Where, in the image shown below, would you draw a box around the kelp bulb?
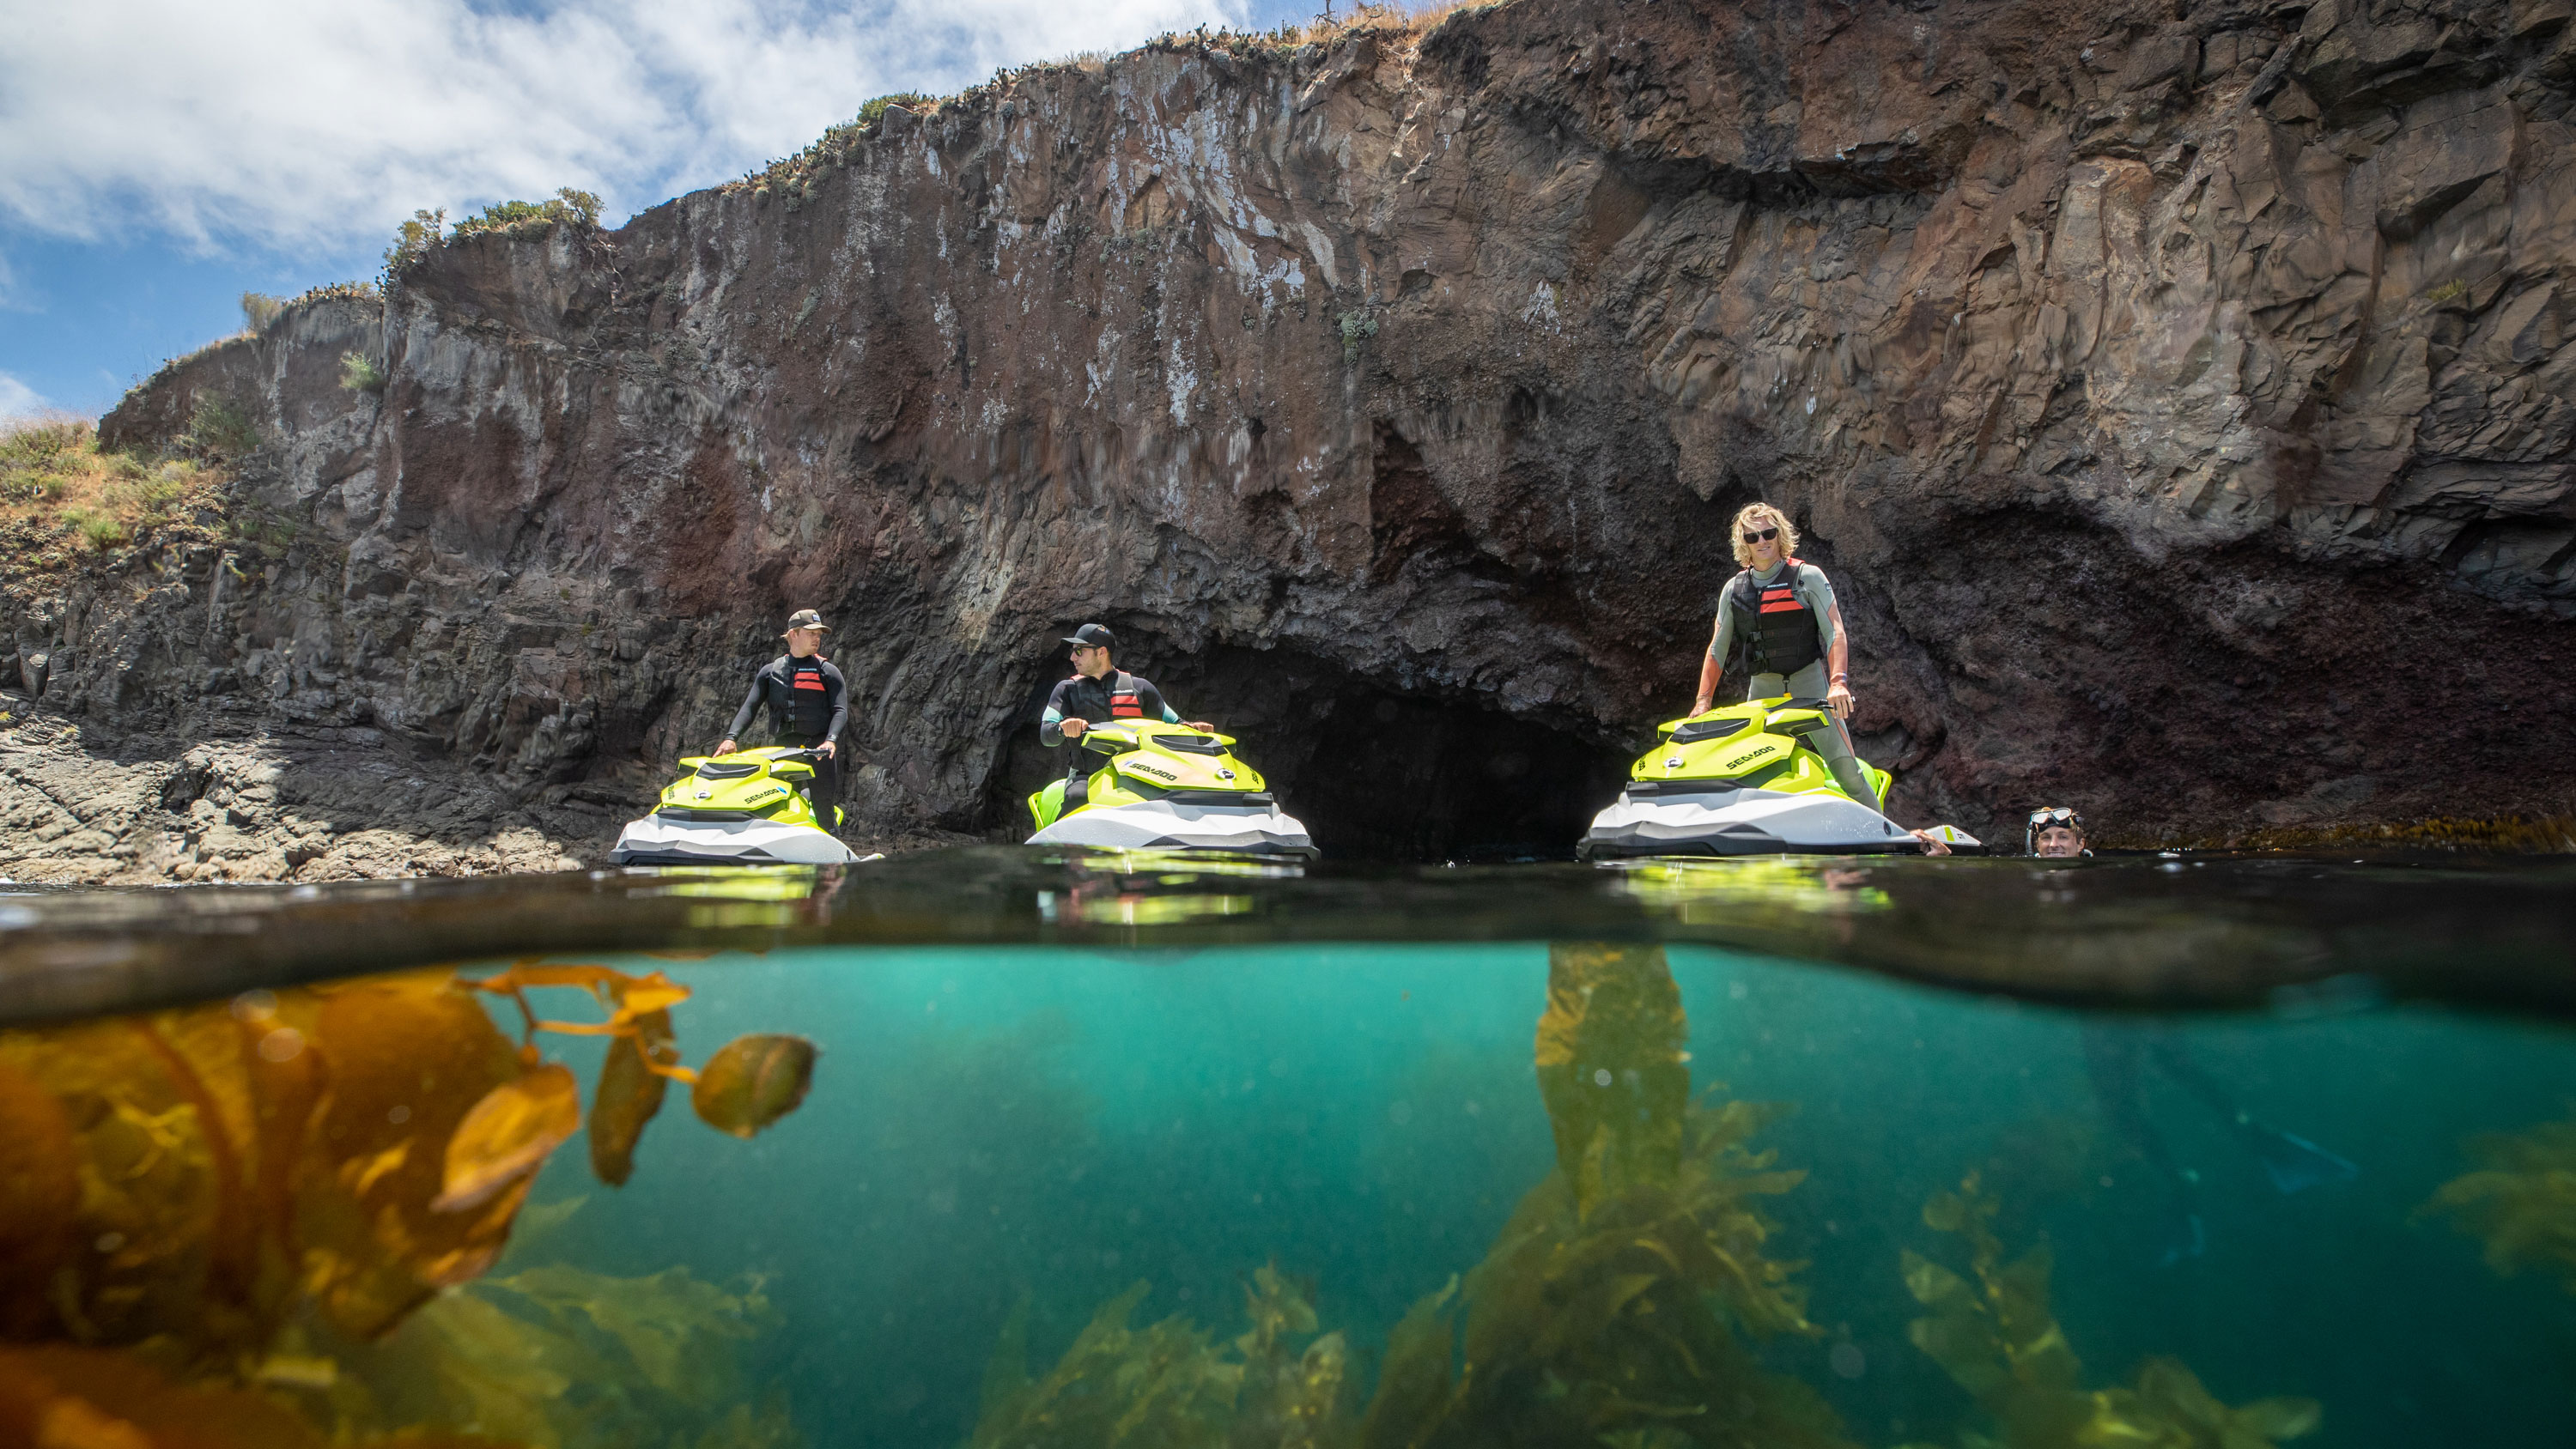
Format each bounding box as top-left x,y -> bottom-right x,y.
690,1034 -> 819,1139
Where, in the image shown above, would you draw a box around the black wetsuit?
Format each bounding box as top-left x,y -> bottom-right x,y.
1042,670 -> 1180,807
726,653 -> 848,827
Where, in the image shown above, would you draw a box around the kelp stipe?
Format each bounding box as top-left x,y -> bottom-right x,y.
1358,943 -> 1850,1449
2420,1111 -> 2576,1294
1898,1172 -> 2322,1449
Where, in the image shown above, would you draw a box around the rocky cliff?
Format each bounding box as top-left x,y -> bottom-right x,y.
9,0 -> 2576,876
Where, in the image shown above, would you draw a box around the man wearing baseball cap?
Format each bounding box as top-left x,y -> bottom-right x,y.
1041,623 -> 1210,809
717,609 -> 848,830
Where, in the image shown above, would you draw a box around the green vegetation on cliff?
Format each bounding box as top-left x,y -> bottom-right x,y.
0,414 -> 230,566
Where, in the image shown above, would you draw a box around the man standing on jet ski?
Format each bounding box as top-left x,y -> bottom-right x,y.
1689,504 -> 1879,806
717,609 -> 848,830
1042,624 -> 1211,809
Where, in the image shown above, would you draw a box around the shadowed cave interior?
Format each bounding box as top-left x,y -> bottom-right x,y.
987,642 -> 1636,861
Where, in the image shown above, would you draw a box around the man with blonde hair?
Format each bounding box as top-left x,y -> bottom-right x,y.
1689,503 -> 1876,803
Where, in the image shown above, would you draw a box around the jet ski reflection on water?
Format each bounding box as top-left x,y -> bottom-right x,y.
1026,720 -> 1316,857
611,747 -> 863,866
1578,696 -> 1981,859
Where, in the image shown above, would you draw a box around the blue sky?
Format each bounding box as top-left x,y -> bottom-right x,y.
1,0 -> 1333,421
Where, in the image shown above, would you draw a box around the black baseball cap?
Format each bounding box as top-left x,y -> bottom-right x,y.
1062,623 -> 1116,650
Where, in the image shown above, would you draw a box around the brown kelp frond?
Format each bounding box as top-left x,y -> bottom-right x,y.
2420,1111 -> 2576,1292
1904,1171 -> 2320,1448
691,1033 -> 821,1138
0,961 -> 822,1441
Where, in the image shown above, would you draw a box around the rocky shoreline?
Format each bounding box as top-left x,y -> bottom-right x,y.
0,692 -> 969,884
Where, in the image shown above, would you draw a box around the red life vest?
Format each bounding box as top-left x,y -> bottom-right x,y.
1724,559 -> 1825,677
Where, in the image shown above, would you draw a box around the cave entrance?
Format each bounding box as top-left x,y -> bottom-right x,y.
987,642 -> 1634,862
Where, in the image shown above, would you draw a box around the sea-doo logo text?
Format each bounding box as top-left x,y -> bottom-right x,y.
1721,744 -> 1779,770
1127,762 -> 1179,781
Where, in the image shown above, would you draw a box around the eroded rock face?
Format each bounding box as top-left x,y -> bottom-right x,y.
24,0 -> 2576,860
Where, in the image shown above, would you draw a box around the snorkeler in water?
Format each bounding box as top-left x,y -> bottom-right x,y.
2057,809 -> 2357,1263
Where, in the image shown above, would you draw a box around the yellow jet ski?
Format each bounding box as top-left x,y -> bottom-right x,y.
1026,720 -> 1315,857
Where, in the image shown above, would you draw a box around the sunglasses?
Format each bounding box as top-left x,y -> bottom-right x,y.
1741,526 -> 1779,544
1069,645 -> 1101,655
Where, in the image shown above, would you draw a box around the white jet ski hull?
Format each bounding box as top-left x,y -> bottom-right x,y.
1027,798 -> 1318,857
1577,785 -> 1922,859
610,813 -> 861,866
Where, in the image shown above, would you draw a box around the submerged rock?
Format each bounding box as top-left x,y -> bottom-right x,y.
9,0 -> 2573,865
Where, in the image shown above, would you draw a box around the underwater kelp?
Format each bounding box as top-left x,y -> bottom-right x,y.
966,1264 -> 1350,1449
1899,1172 -> 2320,1449
0,961 -> 820,1446
0,1342 -> 519,1449
2421,1110 -> 2576,1294
321,1262 -> 803,1449
0,973 -> 531,1357
974,943 -> 1848,1449
1352,943 -> 1847,1449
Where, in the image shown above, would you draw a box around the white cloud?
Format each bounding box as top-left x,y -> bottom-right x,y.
0,0 -> 1243,252
0,373 -> 52,421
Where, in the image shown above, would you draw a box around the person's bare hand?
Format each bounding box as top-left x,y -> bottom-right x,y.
1826,680 -> 1855,718
716,738 -> 738,755
1909,828 -> 1952,857
1060,717 -> 1088,738
1690,697 -> 1713,716
817,741 -> 835,757
1183,720 -> 1213,732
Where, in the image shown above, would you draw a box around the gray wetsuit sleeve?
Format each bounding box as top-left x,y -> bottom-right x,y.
1800,566 -> 1841,658
1040,678 -> 1072,748
1708,577 -> 1739,663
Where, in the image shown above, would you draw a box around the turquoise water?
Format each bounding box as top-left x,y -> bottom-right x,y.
483,939 -> 2570,1447
3,852 -> 2573,1446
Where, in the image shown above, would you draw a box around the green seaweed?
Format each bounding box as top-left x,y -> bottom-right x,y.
964,1264 -> 1350,1449
1361,1094 -> 1846,1449
981,943 -> 1848,1449
2421,1109 -> 2576,1294
1899,1172 -> 2320,1449
343,1262 -> 799,1447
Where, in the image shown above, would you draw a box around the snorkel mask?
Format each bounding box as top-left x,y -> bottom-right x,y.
2026,806 -> 2087,857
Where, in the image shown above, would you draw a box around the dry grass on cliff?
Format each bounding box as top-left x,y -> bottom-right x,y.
0,413 -> 229,568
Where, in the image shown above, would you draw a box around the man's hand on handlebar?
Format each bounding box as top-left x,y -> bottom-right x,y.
816,741 -> 835,757
1183,720 -> 1212,732
716,738 -> 738,755
1060,718 -> 1088,738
